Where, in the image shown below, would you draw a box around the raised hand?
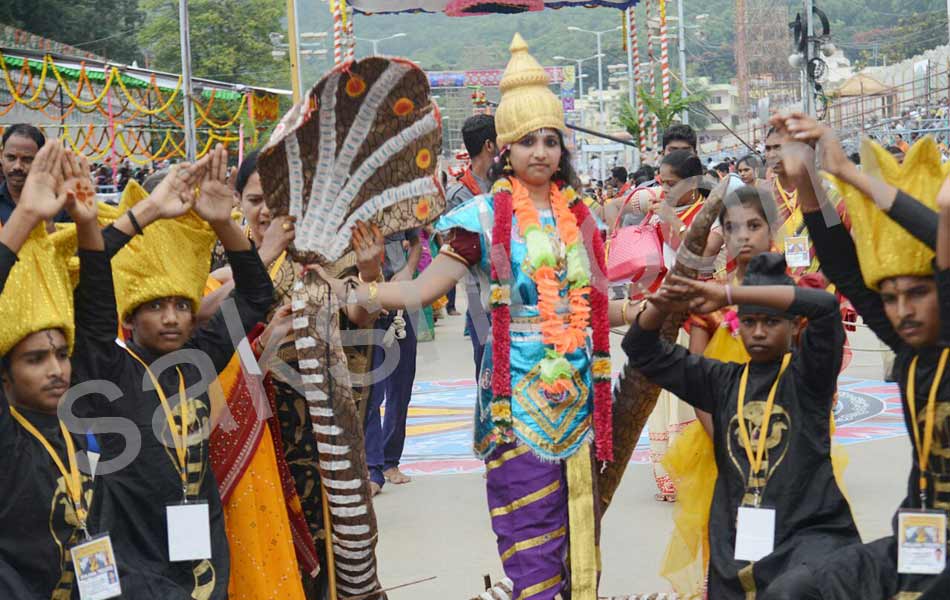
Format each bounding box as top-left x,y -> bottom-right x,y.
352,220 -> 384,281
18,139 -> 68,221
194,144 -> 234,225
259,215 -> 296,266
144,162 -> 204,220
783,112 -> 853,179
61,149 -> 98,224
664,273 -> 728,314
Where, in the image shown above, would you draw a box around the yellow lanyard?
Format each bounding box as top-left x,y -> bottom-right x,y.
774,178 -> 798,219
736,353 -> 792,505
125,348 -> 191,501
906,349 -> 950,508
9,406 -> 89,536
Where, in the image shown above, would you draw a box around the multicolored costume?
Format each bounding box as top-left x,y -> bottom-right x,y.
437,34 -> 611,599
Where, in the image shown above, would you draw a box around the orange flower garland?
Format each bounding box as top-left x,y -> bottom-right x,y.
510,179 -> 591,357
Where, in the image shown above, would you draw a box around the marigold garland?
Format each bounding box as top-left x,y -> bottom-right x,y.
570,193 -> 613,462
489,176 -> 613,462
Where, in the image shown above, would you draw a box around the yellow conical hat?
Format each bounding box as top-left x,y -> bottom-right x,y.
494,33 -> 565,146
0,224 -> 78,357
112,180 -> 217,322
828,136 -> 947,290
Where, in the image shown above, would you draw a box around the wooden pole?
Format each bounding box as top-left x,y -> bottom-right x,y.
321,486 -> 339,600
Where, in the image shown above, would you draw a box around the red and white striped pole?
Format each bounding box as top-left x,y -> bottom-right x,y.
659,0 -> 671,105
629,7 -> 646,155
341,0 -> 356,62
331,0 -> 344,66
647,0 -> 659,152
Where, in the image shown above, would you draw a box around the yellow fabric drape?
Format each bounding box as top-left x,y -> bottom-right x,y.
209,269 -> 306,600
223,421 -> 307,600
566,445 -> 598,598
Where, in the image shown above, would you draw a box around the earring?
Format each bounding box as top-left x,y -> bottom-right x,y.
503,156 -> 513,174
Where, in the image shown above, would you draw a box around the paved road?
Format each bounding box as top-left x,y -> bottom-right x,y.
370,296 -> 910,599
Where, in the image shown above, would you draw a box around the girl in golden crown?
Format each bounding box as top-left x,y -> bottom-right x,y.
321,33 -> 637,598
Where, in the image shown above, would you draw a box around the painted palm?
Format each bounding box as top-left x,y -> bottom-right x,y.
259,56 -> 445,599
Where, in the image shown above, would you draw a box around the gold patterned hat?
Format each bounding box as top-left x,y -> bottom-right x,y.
828,136 -> 946,290
494,33 -> 565,146
112,180 -> 217,322
0,225 -> 77,357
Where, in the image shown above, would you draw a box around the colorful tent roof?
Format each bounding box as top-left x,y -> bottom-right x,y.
349,0 -> 638,15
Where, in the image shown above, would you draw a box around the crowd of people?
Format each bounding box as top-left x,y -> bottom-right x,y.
3,30 -> 950,600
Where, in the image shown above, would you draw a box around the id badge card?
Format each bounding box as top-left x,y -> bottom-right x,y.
735,506 -> 776,562
167,502 -> 212,562
784,235 -> 810,268
898,509 -> 947,575
71,534 -> 122,600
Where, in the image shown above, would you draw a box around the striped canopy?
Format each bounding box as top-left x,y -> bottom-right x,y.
349,0 -> 638,15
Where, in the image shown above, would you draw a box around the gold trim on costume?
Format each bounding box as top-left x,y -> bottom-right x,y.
489,481 -> 562,517
738,563 -> 757,599
486,444 -> 531,471
499,526 -> 567,562
566,446 -> 598,598
438,247 -> 470,267
513,362 -> 590,444
516,574 -> 562,600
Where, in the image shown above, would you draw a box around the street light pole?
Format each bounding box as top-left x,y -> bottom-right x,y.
677,0 -> 688,124
286,0 -> 304,103
804,0 -> 814,116
356,33 -> 407,57
178,0 -> 197,161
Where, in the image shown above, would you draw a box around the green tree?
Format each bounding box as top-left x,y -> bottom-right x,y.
624,86 -> 707,140
137,0 -> 288,87
1,0 -> 143,62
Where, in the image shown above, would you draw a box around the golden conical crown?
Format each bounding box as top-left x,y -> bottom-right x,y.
495,33 -> 565,146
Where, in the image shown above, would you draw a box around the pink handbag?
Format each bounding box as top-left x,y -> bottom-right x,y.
606,187 -> 667,290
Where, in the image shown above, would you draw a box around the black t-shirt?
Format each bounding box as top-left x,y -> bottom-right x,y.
69,227 -> 274,599
0,403 -> 94,600
623,287 -> 860,598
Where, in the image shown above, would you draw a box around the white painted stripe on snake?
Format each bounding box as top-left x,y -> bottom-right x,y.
330,505 -> 368,518
333,535 -> 373,549
284,134 -> 304,221
305,389 -> 328,402
319,459 -> 352,471
336,581 -> 379,595
317,442 -> 350,455
291,299 -> 306,311
335,557 -> 374,573
333,523 -> 371,536
332,545 -> 373,560
302,374 -> 324,384
336,566 -> 377,585
309,406 -> 334,418
298,359 -> 321,369
313,424 -> 342,435
326,493 -> 362,505
295,336 -> 316,349
322,478 -> 362,490
331,174 -> 440,259
300,71 -> 341,248
292,317 -> 310,331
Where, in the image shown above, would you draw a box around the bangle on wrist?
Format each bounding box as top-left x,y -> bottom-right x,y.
367,281 -> 380,304
621,299 -> 632,326
725,284 -> 734,306
127,209 -> 144,235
